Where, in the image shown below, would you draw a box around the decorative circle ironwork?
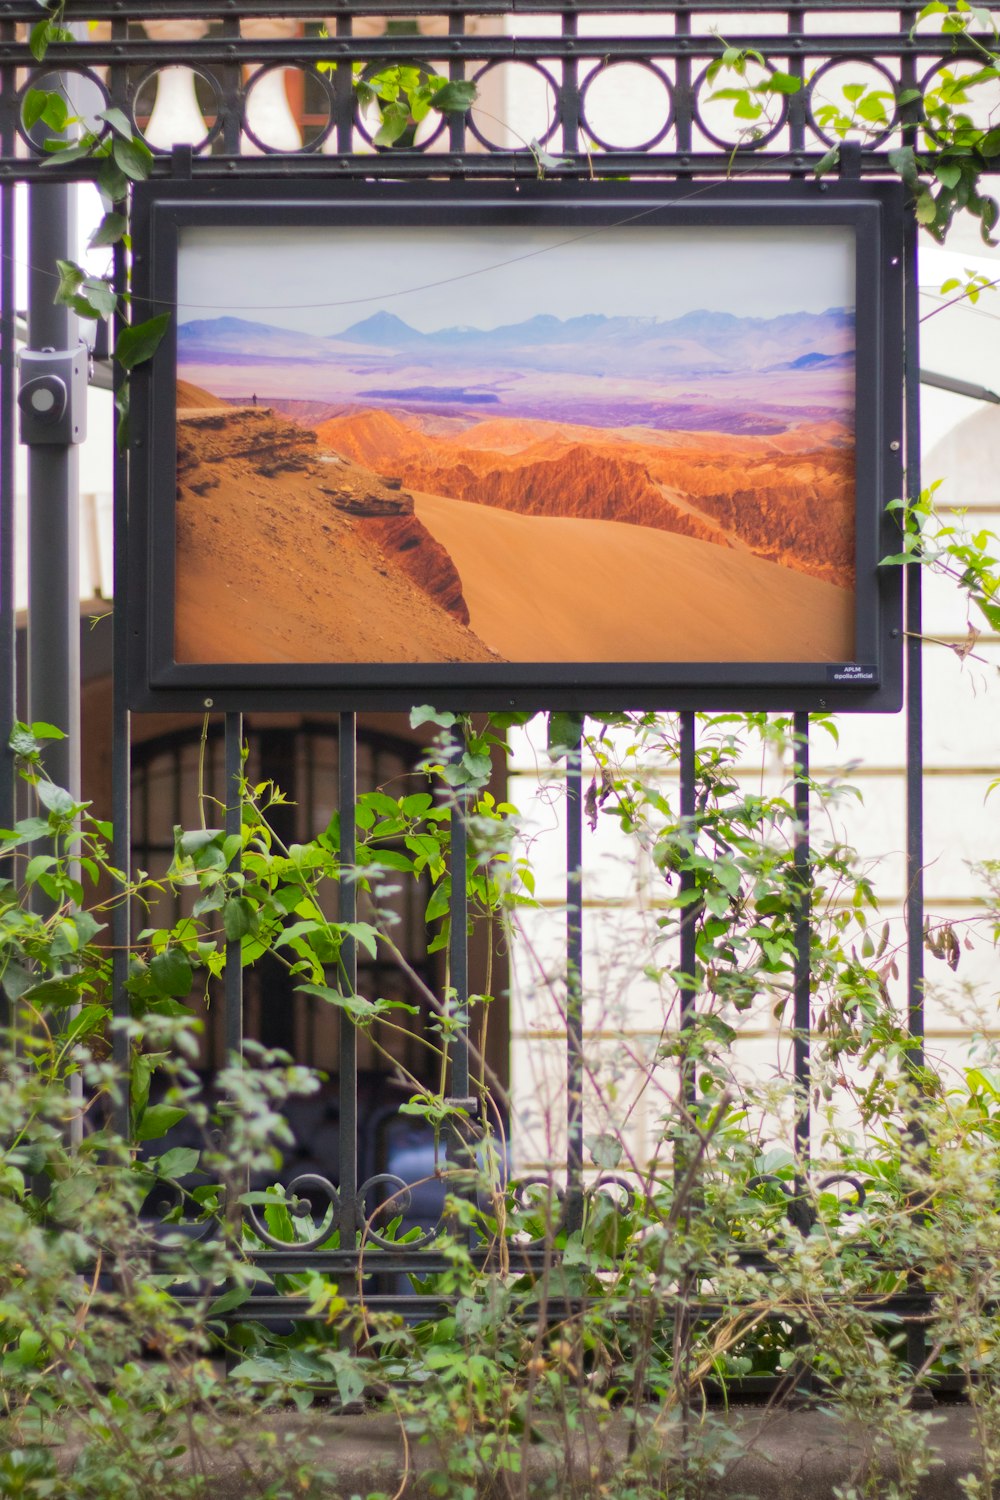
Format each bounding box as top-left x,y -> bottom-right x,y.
579,60 -> 675,153
132,66 -> 224,155
805,56 -> 900,150
17,68 -> 110,156
352,59 -> 448,152
242,63 -> 332,153
143,1180 -> 221,1246
816,1172 -> 867,1210
465,59 -> 560,152
357,1171 -> 442,1250
918,57 -> 1000,148
691,59 -> 790,152
243,1172 -> 341,1251
509,1174 -> 565,1210
587,1173 -> 642,1210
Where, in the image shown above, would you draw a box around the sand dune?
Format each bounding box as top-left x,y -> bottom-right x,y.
413,491 -> 854,663
320,407 -> 856,590
173,397 -> 500,666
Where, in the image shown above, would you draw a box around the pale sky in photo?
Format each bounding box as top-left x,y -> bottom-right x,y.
177,223 -> 855,334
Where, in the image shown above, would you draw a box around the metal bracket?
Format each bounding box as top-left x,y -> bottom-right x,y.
17,345 -> 88,446
838,139 -> 863,181
170,143 -> 194,179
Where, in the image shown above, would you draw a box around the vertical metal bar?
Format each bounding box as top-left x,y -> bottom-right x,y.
334,12 -> 355,155
678,711 -> 696,1104
898,16 -> 927,1378
0,176 -> 14,835
447,12 -> 467,157
224,713 -> 243,1063
903,171 -> 924,1077
565,721 -> 584,1230
107,3 -> 130,1118
448,744 -> 470,1106
110,224 -> 131,1136
220,14 -> 244,157
558,9 -> 579,157
26,180 -> 79,801
792,711 -> 811,1163
338,711 -> 358,1251
786,4 -> 806,155
673,5 -> 692,159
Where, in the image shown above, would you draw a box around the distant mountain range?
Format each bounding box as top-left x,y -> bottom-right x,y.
338,306 -> 853,352
178,306 -> 854,379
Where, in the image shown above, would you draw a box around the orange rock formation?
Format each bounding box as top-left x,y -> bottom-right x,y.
315,409 -> 856,590
173,387 -> 495,664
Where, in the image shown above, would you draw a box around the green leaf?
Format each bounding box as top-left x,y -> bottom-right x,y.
115,312 -> 170,373
1,959 -> 33,1004
178,827 -> 224,856
915,192 -> 938,225
96,106 -> 133,140
80,278 -> 117,319
97,155 -> 131,205
157,1146 -> 200,1179
410,706 -> 457,730
342,921 -> 380,959
8,724 -> 40,757
135,1103 -> 187,1142
431,80 -> 478,112
547,712 -> 583,760
31,721 -> 66,741
62,1003 -> 109,1047
21,87 -> 48,130
935,161 -> 963,189
29,18 -> 71,63
207,1285 -> 252,1318
130,1051 -> 160,1120
24,853 -> 57,884
588,1130 -> 623,1171
112,133 -> 153,182
223,895 -> 258,943
888,145 -> 922,189
149,948 -> 193,998
50,1174 -> 98,1220
55,258 -> 84,306
763,71 -> 801,95
21,87 -> 69,133
294,982 -> 376,1020
36,780 -> 76,816
373,102 -> 411,148
88,211 -> 127,249
18,974 -> 87,1009
4,817 -> 50,846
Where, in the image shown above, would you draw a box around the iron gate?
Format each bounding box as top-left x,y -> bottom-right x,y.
0,0 -> 989,1330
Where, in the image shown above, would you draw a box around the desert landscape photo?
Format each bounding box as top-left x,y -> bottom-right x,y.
172,222 -> 858,667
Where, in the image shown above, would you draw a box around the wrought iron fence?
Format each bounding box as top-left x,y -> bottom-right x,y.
0,0 -> 990,1351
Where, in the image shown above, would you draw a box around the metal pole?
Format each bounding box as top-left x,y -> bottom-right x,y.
792,712 -> 811,1164
0,178 -> 15,835
26,181 -> 79,800
903,208 -> 924,1074
338,711 -> 358,1252
565,723 -> 584,1231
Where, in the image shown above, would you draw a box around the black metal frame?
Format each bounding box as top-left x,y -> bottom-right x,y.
4,0 -> 993,1352
129,177 -> 905,713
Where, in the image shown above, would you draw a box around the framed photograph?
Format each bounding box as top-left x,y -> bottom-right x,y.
128,179 -> 905,713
